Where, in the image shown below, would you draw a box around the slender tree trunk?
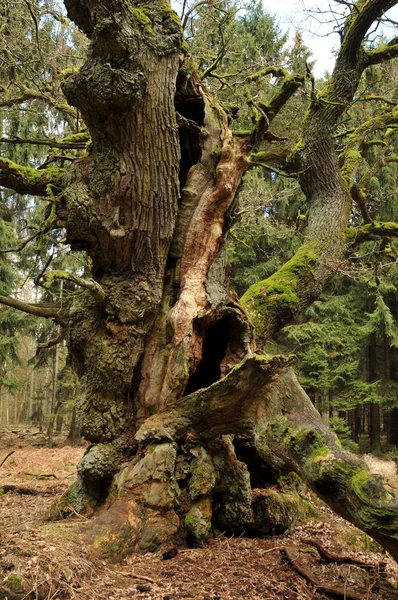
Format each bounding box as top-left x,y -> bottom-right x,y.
315,389 -> 329,423
369,403 -> 382,455
47,342 -> 60,448
349,406 -> 362,443
13,391 -> 18,425
0,394 -> 7,426
388,408 -> 398,447
56,414 -> 63,434
28,364 -> 35,423
67,404 -> 80,444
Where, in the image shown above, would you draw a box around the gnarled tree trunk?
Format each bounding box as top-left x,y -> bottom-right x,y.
15,0 -> 398,562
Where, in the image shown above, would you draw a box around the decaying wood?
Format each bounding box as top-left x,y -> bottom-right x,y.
301,538 -> 382,571
1,485 -> 41,495
283,545 -> 365,600
23,471 -> 57,480
1,485 -> 62,496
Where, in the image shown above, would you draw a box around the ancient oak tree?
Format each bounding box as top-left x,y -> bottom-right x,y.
2,0 -> 398,559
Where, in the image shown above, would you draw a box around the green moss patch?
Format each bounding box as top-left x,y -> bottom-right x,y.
241,242 -> 319,339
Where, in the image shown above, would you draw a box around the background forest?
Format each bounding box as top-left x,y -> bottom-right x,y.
1,0 -> 398,456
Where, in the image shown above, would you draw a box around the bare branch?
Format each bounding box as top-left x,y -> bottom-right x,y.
182,0 -> 228,30
0,230 -> 41,254
0,87 -> 77,120
242,69 -> 305,151
23,0 -> 45,71
37,332 -> 63,352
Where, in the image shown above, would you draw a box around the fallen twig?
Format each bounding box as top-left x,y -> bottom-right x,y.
283,545 -> 365,600
23,471 -> 57,479
0,450 -> 15,468
261,545 -> 284,555
301,538 -> 383,571
1,484 -> 40,495
0,484 -> 63,496
65,503 -> 91,520
108,570 -> 157,583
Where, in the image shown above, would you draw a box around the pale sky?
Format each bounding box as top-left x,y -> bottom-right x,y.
265,0 -> 398,77
172,0 -> 398,78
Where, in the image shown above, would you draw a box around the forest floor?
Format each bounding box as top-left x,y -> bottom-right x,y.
1,429 -> 398,600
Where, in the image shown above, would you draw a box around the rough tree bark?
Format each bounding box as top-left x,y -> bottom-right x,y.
2,0 -> 398,561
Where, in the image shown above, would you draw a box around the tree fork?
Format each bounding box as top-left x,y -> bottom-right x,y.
3,0 -> 398,564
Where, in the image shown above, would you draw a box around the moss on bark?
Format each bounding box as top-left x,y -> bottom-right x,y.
240,242 -> 319,341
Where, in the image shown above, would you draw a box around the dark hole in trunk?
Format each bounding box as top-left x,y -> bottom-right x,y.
184,317 -> 230,396
234,436 -> 279,488
175,74 -> 205,192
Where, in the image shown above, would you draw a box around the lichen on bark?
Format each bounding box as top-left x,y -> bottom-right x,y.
41,0 -> 398,565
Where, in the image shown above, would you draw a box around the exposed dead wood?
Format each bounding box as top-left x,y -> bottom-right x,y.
301,537 -> 384,571
23,471 -> 57,479
0,484 -> 62,495
283,545 -> 365,600
109,571 -> 157,583
1,484 -> 41,495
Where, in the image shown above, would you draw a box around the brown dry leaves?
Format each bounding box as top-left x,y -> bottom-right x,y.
1,440 -> 398,599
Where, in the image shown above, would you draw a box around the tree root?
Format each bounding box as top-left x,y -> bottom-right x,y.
75,356 -> 398,561
301,538 -> 384,571
283,545 -> 365,600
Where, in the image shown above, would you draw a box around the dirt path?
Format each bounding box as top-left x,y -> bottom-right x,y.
1,442 -> 398,599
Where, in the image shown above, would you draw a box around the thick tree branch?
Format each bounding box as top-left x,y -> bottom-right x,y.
365,36 -> 398,65
341,105 -> 398,153
240,242 -> 320,343
264,372 -> 398,563
258,74 -> 305,124
0,158 -> 64,196
136,354 -> 295,443
345,221 -> 398,245
339,0 -> 398,64
0,134 -> 88,149
0,295 -> 62,320
248,149 -> 289,168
